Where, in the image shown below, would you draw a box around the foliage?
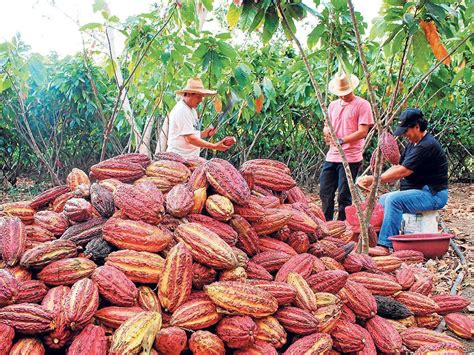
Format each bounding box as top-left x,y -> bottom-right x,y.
0,0 -> 472,188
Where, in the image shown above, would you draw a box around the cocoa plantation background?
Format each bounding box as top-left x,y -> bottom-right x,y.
0,0 -> 472,189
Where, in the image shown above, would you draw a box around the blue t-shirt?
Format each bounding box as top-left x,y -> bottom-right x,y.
400,133 -> 448,192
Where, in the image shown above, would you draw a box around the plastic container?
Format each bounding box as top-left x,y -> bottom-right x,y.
401,211 -> 438,234
345,203 -> 384,233
388,233 -> 454,259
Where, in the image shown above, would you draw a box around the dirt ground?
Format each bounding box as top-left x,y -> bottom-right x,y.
1,179 -> 473,352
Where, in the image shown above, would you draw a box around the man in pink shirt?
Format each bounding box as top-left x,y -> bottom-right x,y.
320,72 -> 374,221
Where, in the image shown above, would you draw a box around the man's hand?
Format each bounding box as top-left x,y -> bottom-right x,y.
201,126 -> 217,139
213,139 -> 232,152
323,126 -> 334,146
357,175 -> 374,190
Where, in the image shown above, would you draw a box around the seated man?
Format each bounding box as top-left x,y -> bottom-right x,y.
358,108 -> 448,250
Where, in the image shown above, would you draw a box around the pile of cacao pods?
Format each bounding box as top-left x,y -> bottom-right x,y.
0,152 -> 472,354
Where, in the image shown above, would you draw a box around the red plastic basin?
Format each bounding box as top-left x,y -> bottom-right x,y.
388,233 -> 454,259
345,203 -> 384,233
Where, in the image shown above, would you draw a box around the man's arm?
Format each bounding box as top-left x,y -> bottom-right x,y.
339,124 -> 370,144
358,164 -> 413,189
183,134 -> 229,152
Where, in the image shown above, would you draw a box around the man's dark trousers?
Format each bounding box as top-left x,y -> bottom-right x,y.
319,161 -> 361,221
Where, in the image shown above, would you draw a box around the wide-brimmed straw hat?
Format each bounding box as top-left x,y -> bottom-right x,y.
176,77 -> 217,96
328,72 -> 359,96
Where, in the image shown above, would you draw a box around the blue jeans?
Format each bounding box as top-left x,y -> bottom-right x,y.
377,186 -> 448,247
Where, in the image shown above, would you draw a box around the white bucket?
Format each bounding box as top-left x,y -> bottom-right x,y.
401,210 -> 439,234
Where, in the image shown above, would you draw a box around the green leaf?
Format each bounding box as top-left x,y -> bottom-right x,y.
248,8 -> 266,32
450,68 -> 465,87
385,0 -> 404,5
217,41 -> 237,60
262,77 -> 275,100
253,82 -> 262,97
93,0 -> 105,13
79,23 -> 104,31
28,55 -> 47,87
235,64 -> 252,88
227,4 -> 242,30
193,43 -> 208,60
262,11 -> 279,44
239,3 -> 258,30
412,30 -> 430,71
307,24 -> 324,49
331,0 -> 346,11
201,0 -> 213,12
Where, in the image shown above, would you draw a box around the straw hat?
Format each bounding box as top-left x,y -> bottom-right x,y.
176,77 -> 216,96
328,72 -> 360,96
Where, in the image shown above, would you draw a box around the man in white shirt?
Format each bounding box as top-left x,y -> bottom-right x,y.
166,77 -> 233,158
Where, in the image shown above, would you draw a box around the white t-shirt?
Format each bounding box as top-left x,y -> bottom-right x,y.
166,100 -> 201,158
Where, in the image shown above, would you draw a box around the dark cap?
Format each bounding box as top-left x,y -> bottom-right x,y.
394,108 -> 424,136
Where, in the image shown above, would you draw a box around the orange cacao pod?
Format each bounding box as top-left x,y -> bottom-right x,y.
166,183 -> 194,217
251,208 -> 292,235
20,240 -> 78,268
105,249 -> 165,284
63,198 -> 93,222
392,249 -> 424,264
34,211 -> 69,236
217,315 -> 257,349
409,275 -> 434,296
401,327 -> 463,351
2,202 -> 35,224
25,224 -> 55,243
287,272 -> 318,312
103,217 -> 172,252
159,242 -> 193,312
41,285 -> 72,349
64,278 -> 99,331
113,183 -> 165,225
189,330 -> 225,355
205,194 -> 234,221
247,280 -> 296,306
372,255 -> 402,272
145,160 -> 191,189
191,187 -> 207,214
204,281 -> 278,318
175,223 -> 238,270
188,163 -> 208,190
250,251 -> 292,272
413,342 -> 465,355
137,285 -> 161,312
205,158 -> 251,205
154,326 -> 187,355
338,280 -> 377,319
29,185 -> 69,209
16,280 -> 48,304
92,265 -> 138,306
274,306 -> 319,335
186,214 -> 238,246
170,297 -> 221,330
394,291 -> 440,315
431,294 -> 471,314
192,262 -> 218,289
0,303 -> 54,334
1,217 -> 26,266
274,253 -> 315,282
67,324 -> 107,355
230,215 -> 260,256
0,323 -> 15,354
233,200 -> 266,222
306,270 -> 349,294
60,217 -> 105,246
37,257 -> 96,286
9,338 -> 45,355
95,306 -> 144,329
331,320 -> 366,352
396,268 -> 417,289
415,313 -> 443,329
90,158 -> 145,182
114,153 -> 151,168
444,313 -> 474,339
255,316 -> 287,348
348,271 -> 402,296
365,315 -> 403,353
284,333 -> 332,355
0,269 -> 19,307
